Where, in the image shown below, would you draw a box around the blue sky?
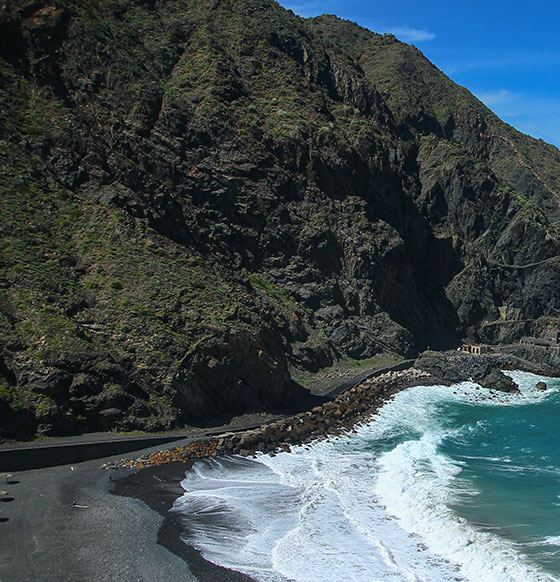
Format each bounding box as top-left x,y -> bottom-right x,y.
277,0 -> 560,148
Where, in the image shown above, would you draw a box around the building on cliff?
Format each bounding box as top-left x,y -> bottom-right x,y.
461,343 -> 492,355
521,329 -> 560,349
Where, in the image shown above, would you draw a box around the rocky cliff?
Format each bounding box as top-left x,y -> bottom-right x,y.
2,0 -> 560,438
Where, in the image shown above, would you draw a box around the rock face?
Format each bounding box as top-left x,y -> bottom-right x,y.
414,352 -> 520,393
2,0 -> 560,438
500,345 -> 560,376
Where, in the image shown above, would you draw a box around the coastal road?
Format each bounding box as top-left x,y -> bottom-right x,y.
0,359 -> 414,472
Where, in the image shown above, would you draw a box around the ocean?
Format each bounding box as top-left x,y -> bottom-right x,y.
171,371 -> 560,582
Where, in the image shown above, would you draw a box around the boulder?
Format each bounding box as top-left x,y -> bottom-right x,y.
478,370 -> 520,393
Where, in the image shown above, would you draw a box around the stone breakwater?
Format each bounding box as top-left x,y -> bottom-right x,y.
103,368 -> 433,471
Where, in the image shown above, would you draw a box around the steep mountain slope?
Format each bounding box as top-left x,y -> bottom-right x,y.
1,0 -> 560,438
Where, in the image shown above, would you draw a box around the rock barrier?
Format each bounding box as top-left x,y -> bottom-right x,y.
104,368 -> 433,470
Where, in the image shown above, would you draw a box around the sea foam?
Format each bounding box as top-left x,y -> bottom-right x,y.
171,372 -> 560,582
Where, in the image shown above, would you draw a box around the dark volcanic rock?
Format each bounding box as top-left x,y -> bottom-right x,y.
478,370 -> 519,393
499,345 -> 560,377
414,352 -> 520,392
2,0 -> 560,438
169,331 -> 310,421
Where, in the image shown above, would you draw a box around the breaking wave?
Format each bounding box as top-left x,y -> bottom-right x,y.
171,371 -> 560,582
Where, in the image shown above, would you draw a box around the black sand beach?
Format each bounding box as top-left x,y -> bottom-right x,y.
0,364 -> 430,581
0,441 -> 200,582
113,461 -> 256,582
0,435 -> 266,582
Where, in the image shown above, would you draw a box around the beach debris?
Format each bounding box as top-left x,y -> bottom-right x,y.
72,501 -> 88,509
0,491 -> 8,496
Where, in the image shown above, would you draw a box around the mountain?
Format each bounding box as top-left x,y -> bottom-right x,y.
2,0 -> 560,439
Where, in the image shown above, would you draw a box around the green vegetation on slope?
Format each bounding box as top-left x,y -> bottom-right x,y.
2,0 -> 560,439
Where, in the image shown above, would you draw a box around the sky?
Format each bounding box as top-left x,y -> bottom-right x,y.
277,0 -> 560,148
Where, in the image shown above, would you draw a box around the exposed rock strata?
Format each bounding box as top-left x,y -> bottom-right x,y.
2,0 -> 560,438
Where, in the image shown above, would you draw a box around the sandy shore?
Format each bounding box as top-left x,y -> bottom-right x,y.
0,364 -> 424,581
113,462 -> 255,582
0,440 -> 200,582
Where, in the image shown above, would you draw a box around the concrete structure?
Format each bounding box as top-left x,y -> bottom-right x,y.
461,343 -> 492,355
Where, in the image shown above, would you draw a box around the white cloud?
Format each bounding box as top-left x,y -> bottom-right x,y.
278,2 -> 436,44
384,26 -> 436,43
474,89 -> 512,107
474,89 -> 556,118
441,52 -> 560,75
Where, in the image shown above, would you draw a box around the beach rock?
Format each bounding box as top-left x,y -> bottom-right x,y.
414,352 -> 520,392
536,381 -> 548,391
478,370 -> 519,393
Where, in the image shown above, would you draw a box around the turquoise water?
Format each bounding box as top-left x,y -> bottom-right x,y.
440,382 -> 560,575
173,371 -> 560,582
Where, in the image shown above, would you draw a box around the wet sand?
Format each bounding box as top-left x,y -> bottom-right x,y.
112,461 -> 255,582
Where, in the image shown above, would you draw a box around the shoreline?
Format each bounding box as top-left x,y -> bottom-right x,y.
106,357 -> 560,581
3,355 -> 557,581
112,462 -> 256,582
106,366 -> 435,582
